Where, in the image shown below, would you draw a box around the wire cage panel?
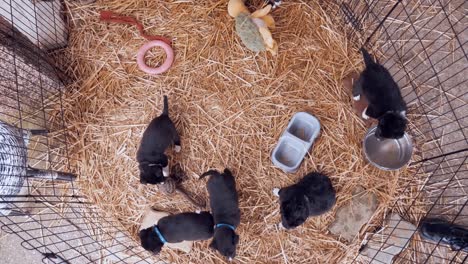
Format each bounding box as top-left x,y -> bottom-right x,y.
338,0 -> 467,263
340,0 -> 467,160
1,203 -> 153,264
0,0 -> 467,263
0,1 -> 153,263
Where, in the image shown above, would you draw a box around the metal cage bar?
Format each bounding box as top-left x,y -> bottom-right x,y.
0,0 -> 467,263
0,0 -> 153,263
337,0 -> 467,263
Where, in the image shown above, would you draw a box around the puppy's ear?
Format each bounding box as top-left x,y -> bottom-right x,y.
210,240 -> 217,250
152,247 -> 162,255
161,159 -> 168,168
155,154 -> 168,167
139,229 -> 152,250
140,176 -> 147,184
233,234 -> 239,245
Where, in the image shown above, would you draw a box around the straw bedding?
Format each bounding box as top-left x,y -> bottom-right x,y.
59,1 -> 422,263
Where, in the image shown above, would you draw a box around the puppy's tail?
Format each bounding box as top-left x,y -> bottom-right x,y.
360,48 -> 375,67
199,170 -> 221,180
162,95 -> 169,116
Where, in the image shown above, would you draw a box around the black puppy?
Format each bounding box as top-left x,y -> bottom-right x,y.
419,218 -> 468,252
200,169 -> 240,261
136,95 -> 181,184
353,48 -> 407,139
273,172 -> 336,229
139,211 -> 214,254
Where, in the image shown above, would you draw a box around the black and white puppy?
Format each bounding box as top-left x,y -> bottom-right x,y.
265,0 -> 282,8
200,169 -> 240,261
139,211 -> 214,254
273,171 -> 336,229
136,95 -> 181,184
353,48 -> 407,139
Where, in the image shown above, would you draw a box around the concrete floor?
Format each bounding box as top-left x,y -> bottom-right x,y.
0,234 -> 44,264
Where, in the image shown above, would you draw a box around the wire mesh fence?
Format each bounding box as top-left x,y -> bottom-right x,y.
338,0 -> 467,263
0,0 -> 152,263
0,0 -> 466,263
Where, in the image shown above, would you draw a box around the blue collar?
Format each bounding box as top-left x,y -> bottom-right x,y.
215,223 -> 236,231
153,226 -> 167,244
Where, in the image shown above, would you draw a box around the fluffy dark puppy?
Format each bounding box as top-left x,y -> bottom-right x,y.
353,48 -> 407,139
136,95 -> 181,184
419,218 -> 468,252
273,172 -> 336,229
200,169 -> 240,261
139,211 -> 214,254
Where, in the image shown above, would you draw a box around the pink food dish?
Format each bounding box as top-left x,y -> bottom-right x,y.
136,40 -> 174,75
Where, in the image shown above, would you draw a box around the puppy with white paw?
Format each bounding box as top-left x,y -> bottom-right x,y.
265,0 -> 282,8
137,95 -> 181,185
273,172 -> 336,229
200,169 -> 240,261
353,48 -> 407,139
139,211 -> 214,254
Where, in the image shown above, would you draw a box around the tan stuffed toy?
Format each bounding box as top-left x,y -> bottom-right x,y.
228,0 -> 278,55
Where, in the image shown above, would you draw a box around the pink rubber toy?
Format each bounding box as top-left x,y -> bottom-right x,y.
137,40 -> 174,75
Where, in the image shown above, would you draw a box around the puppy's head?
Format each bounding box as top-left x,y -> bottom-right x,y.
139,164 -> 165,184
210,228 -> 239,260
376,112 -> 407,139
139,154 -> 168,185
280,195 -> 309,229
139,227 -> 164,254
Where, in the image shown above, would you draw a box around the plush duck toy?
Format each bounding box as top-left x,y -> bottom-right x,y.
228,0 -> 278,55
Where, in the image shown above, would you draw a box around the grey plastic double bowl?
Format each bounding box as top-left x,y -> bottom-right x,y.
271,112 -> 320,173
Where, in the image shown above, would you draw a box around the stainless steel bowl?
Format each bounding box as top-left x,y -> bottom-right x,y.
363,126 -> 413,170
